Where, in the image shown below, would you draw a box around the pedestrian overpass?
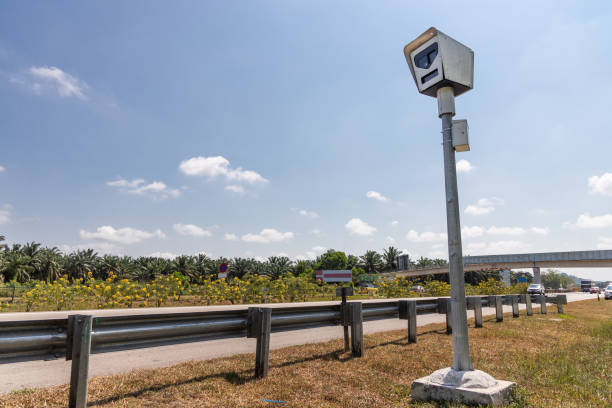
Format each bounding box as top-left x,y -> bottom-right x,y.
396,249 -> 612,283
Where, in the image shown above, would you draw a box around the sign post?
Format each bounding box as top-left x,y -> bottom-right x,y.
218,263 -> 228,279
403,27 -> 515,405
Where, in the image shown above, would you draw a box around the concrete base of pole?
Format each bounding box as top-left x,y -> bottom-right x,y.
411,367 -> 515,406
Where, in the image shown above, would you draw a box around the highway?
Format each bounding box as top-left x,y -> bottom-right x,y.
0,292 -> 596,393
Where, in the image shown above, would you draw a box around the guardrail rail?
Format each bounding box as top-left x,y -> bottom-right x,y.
0,293 -> 568,408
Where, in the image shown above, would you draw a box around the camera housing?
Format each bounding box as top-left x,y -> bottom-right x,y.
404,27 -> 474,97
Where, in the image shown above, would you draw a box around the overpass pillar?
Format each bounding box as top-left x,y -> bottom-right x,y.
533,266 -> 541,284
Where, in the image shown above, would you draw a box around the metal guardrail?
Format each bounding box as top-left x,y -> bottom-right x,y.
0,294 -> 568,407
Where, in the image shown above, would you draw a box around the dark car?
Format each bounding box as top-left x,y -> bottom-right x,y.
527,284 -> 545,295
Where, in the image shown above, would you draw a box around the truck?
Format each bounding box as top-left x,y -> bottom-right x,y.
581,279 -> 592,292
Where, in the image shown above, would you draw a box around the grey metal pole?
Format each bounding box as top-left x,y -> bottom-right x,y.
437,86 -> 473,372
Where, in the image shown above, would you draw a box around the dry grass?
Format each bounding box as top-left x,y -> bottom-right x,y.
1,299 -> 610,408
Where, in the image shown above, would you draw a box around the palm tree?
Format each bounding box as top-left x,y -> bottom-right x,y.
132,257 -> 173,282
346,254 -> 360,270
0,235 -> 7,250
382,247 -> 403,271
172,255 -> 198,281
230,257 -> 255,279
194,254 -> 215,280
360,250 -> 383,274
37,247 -> 63,282
3,251 -> 33,282
64,249 -> 98,281
265,256 -> 293,279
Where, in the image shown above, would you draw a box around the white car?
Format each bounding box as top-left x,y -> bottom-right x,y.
604,285 -> 612,300
527,283 -> 545,295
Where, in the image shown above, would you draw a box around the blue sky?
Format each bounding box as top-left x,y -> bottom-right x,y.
1,1 -> 611,281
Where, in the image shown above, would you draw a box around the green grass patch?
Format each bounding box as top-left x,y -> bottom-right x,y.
0,299 -> 610,407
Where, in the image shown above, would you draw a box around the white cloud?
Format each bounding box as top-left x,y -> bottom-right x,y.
391,220 -> 399,227
597,237 -> 612,250
242,228 -> 294,244
465,242 -> 487,252
345,218 -> 376,236
462,226 -> 485,238
311,229 -> 322,236
295,253 -> 312,261
225,185 -> 245,194
465,240 -> 527,255
385,236 -> 396,245
297,209 -> 319,219
588,172 -> 612,196
406,230 -> 447,243
366,191 -> 388,202
149,252 -> 178,259
0,165 -> 4,173
465,205 -> 493,215
107,178 -> 145,189
106,178 -> 180,199
59,242 -> 122,256
456,159 -> 473,173
464,197 -> 504,215
296,246 -> 326,260
79,226 -> 166,244
575,213 -> 612,229
179,156 -> 268,184
486,226 -> 526,236
463,225 -> 547,238
531,227 -> 549,235
427,250 -> 447,259
11,66 -> 88,100
173,223 -> 212,237
0,209 -> 9,224
224,233 -> 239,241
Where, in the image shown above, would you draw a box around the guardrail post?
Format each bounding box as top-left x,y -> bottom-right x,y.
537,295 -> 547,314
511,295 -> 520,318
68,315 -> 93,408
336,287 -> 353,352
348,302 -> 363,357
494,296 -> 503,322
556,295 -> 567,314
520,294 -> 533,316
247,307 -> 272,378
437,298 -> 452,334
467,297 -> 483,328
399,300 -> 417,343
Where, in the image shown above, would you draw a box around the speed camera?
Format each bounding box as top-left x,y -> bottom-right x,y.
404,27 -> 474,97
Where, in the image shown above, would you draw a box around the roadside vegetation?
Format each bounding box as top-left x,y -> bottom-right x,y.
0,273 -> 529,313
1,299 -> 609,407
0,236 -> 536,312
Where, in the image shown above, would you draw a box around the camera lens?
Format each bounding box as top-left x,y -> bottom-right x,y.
414,42 -> 438,69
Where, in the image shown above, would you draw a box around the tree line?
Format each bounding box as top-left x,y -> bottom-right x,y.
0,236 -> 458,284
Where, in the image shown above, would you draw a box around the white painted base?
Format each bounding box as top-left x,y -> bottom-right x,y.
411,368 -> 515,406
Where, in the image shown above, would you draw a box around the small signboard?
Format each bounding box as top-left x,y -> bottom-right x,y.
315,270 -> 352,283
518,276 -> 527,283
219,262 -> 228,279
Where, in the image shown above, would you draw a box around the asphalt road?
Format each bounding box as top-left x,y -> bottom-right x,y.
0,292 -> 595,393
